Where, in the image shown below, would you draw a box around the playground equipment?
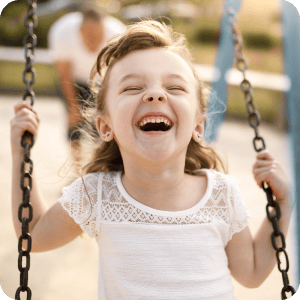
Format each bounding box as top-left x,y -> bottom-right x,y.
15,0 -> 299,299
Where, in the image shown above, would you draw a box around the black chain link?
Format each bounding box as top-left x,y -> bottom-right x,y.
226,6 -> 295,299
16,1 -> 37,299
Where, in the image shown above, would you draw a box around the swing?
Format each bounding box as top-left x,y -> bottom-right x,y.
225,6 -> 295,299
15,1 -> 296,299
16,0 -> 36,299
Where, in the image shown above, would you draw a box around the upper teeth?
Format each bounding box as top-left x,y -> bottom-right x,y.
139,116 -> 171,127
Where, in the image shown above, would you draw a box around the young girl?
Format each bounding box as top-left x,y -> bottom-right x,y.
11,21 -> 293,300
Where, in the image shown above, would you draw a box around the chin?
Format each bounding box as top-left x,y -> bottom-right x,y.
141,147 -> 175,163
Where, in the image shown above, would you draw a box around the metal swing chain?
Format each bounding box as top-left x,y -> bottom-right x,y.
16,1 -> 37,299
225,7 -> 295,299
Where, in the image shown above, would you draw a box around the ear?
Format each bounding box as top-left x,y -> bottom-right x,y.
95,115 -> 114,142
192,117 -> 205,143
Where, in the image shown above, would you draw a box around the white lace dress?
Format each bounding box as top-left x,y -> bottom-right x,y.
58,169 -> 250,300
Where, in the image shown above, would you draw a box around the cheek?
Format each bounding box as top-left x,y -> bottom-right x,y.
174,96 -> 198,124
108,97 -> 137,135
173,101 -> 201,142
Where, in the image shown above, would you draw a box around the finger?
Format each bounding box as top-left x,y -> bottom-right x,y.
254,170 -> 271,188
11,114 -> 39,137
256,150 -> 274,161
12,116 -> 39,134
253,165 -> 273,177
253,159 -> 273,171
20,121 -> 39,137
14,107 -> 40,127
14,101 -> 32,114
14,107 -> 39,123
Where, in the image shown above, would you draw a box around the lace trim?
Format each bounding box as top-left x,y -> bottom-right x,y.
101,172 -> 231,226
58,173 -> 101,237
58,171 -> 250,239
228,177 -> 251,240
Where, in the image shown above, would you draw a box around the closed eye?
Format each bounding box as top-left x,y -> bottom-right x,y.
167,86 -> 186,92
123,87 -> 143,92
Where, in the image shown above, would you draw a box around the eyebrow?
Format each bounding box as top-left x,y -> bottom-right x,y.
118,73 -> 144,86
118,73 -> 189,86
164,73 -> 188,83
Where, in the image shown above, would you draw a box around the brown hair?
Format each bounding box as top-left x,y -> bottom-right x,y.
82,20 -> 226,175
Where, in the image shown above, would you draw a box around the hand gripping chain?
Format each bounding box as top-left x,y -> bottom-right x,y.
16,1 -> 37,299
225,6 -> 295,299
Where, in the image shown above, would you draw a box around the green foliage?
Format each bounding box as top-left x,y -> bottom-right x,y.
188,23 -> 279,51
172,16 -> 220,43
0,61 -> 58,94
0,0 -> 27,47
0,1 -> 69,48
226,86 -> 281,124
243,32 -> 280,50
193,28 -> 220,45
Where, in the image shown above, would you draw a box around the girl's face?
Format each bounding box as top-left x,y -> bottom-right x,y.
96,48 -> 204,164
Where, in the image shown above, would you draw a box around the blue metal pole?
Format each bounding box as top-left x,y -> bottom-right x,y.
204,0 -> 243,143
281,0 -> 300,287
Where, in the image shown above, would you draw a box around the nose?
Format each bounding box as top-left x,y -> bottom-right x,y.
143,89 -> 167,103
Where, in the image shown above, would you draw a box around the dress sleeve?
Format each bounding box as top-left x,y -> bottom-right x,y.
228,176 -> 251,241
58,173 -> 102,238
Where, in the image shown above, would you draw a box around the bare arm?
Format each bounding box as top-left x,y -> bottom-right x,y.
55,60 -> 81,129
11,102 -> 82,252
226,203 -> 292,288
225,151 -> 293,288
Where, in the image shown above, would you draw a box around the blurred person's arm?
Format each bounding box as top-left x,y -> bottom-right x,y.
56,60 -> 81,129
48,14 -> 82,130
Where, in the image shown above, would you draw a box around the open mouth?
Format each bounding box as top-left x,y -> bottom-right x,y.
136,113 -> 174,134
140,122 -> 172,132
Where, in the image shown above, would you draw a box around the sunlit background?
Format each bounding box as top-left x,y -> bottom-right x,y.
0,1 -> 299,299
0,0 -> 290,128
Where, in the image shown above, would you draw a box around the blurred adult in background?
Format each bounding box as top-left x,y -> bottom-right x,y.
48,6 -> 126,160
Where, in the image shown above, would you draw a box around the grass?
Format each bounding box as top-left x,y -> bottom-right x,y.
226,86 -> 283,125
0,61 -> 58,94
171,12 -> 284,74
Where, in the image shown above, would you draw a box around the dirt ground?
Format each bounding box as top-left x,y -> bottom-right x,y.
0,95 -> 298,299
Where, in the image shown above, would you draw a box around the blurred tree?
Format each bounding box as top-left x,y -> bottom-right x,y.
0,0 -> 70,47
0,0 -> 27,47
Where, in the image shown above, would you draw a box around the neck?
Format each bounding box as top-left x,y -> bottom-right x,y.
121,155 -> 191,210
124,160 -> 186,191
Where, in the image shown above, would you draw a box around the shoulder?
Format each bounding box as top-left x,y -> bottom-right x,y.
62,172 -> 103,196
58,172 -> 106,239
48,12 -> 82,41
208,169 -> 240,188
204,169 -> 243,203
206,170 -> 250,242
103,16 -> 126,35
76,171 -> 119,191
72,172 -> 103,188
51,12 -> 82,30
59,172 -> 105,212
